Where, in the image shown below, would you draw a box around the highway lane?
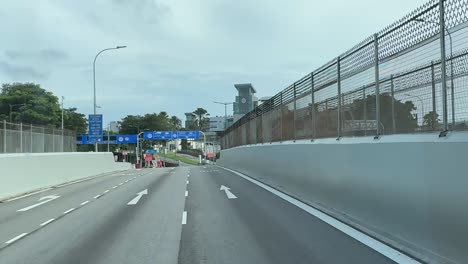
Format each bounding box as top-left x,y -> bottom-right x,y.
0,164 -> 418,264
0,166 -> 187,264
178,165 -> 407,264
0,169 -> 146,246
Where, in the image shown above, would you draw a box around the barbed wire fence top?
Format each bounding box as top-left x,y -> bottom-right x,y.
0,120 -> 76,153
222,0 -> 468,149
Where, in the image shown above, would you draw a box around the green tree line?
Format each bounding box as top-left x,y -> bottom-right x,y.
0,82 -> 87,133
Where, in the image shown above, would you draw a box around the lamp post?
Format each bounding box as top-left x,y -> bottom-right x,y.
9,103 -> 25,122
214,101 -> 233,130
93,45 -> 126,151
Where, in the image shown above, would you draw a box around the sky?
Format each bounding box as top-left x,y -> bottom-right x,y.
0,0 -> 428,126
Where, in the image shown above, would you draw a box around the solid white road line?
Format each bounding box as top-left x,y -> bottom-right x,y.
63,208 -> 75,214
5,233 -> 28,244
80,200 -> 89,206
219,166 -> 421,264
40,218 -> 55,226
182,211 -> 187,225
94,195 -> 101,199
112,186 -> 118,189
185,191 -> 188,197
103,190 -> 110,194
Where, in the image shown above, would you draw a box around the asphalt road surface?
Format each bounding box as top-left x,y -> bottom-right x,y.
0,165 -> 417,264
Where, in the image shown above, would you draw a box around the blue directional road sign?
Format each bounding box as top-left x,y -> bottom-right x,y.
115,134 -> 137,144
144,130 -> 201,140
177,131 -> 200,139
88,114 -> 103,141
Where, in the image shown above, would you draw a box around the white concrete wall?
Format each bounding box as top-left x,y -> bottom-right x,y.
0,152 -> 131,200
218,132 -> 468,264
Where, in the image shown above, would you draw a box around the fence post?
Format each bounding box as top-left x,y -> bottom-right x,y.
337,56 -> 342,139
363,87 -> 367,136
280,91 -> 283,142
439,0 -> 448,132
293,83 -> 297,141
3,120 -> 6,153
310,73 -> 315,140
20,122 -> 23,153
431,61 -> 437,129
52,128 -> 55,152
30,124 -> 33,153
42,127 -> 45,152
374,33 -> 381,137
390,76 -> 396,134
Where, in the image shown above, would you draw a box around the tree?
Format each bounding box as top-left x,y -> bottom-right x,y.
0,82 -> 60,125
346,94 -> 417,133
170,115 -> 182,130
423,111 -> 440,129
192,107 -> 210,131
63,108 -> 87,134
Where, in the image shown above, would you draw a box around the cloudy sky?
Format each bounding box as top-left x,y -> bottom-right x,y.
0,0 -> 427,125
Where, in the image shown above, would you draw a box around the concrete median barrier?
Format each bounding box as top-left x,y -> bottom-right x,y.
218,132 -> 468,264
0,152 -> 131,200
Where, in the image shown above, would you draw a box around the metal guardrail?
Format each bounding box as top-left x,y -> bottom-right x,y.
0,120 -> 76,153
222,0 -> 468,149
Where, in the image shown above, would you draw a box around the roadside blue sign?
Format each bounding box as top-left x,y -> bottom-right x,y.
116,134 -> 137,144
88,114 -> 103,140
144,130 -> 201,140
177,131 -> 200,139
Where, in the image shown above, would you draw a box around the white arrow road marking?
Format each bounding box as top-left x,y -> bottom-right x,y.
17,195 -> 60,212
220,185 -> 237,199
127,189 -> 148,205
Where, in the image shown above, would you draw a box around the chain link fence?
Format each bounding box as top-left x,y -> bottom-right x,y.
0,120 -> 76,153
222,0 -> 468,149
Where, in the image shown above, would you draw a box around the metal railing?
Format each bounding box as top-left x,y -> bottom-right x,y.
0,120 -> 76,153
222,0 -> 468,149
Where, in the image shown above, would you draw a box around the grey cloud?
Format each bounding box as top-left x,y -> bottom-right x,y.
5,48 -> 69,62
0,61 -> 48,80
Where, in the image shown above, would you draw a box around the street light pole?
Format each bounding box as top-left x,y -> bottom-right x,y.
214,101 -> 233,130
93,45 -> 127,152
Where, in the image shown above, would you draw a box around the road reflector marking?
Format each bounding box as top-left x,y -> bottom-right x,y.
185,191 -> 188,197
112,186 -> 118,189
103,190 -> 110,194
5,233 -> 28,244
119,182 -> 124,186
182,211 -> 187,225
63,208 -> 75,214
80,201 -> 89,206
94,195 -> 101,199
186,180 -> 189,184
40,218 -> 55,226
